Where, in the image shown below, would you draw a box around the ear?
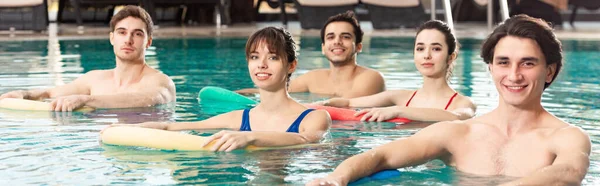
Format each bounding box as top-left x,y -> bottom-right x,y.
447,52 -> 457,65
356,43 -> 363,53
288,60 -> 297,74
487,62 -> 493,73
146,36 -> 153,49
321,43 -> 325,55
109,32 -> 114,45
545,63 -> 557,83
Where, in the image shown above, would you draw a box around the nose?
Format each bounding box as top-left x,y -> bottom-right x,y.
257,58 -> 268,69
424,49 -> 432,60
124,34 -> 134,45
333,36 -> 342,45
507,64 -> 523,82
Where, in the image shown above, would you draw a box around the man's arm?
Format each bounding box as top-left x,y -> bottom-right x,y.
501,127 -> 591,186
287,73 -> 310,93
84,73 -> 175,108
307,121 -> 462,185
345,70 -> 385,98
0,72 -> 92,100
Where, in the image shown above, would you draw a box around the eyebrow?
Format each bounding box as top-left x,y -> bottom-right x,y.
416,42 -> 443,46
326,32 -> 353,36
494,56 -> 539,61
115,27 -> 146,34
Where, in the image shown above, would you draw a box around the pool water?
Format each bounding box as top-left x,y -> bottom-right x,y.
0,37 -> 599,185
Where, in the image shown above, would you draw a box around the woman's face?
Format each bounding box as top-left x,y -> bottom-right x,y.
414,29 -> 453,79
247,42 -> 295,91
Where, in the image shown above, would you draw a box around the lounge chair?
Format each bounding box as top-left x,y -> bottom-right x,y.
361,0 -> 428,29
569,0 -> 600,26
144,0 -> 230,26
57,0 -> 140,25
0,0 -> 48,31
294,0 -> 358,29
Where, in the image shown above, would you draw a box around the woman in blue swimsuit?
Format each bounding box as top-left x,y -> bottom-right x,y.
136,27 -> 331,151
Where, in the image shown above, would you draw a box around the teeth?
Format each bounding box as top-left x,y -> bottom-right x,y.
507,86 -> 525,90
332,49 -> 344,52
256,73 -> 269,77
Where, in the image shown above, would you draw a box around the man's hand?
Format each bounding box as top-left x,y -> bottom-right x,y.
0,90 -> 26,100
50,95 -> 92,111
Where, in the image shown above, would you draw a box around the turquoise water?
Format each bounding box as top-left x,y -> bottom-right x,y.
0,37 -> 599,185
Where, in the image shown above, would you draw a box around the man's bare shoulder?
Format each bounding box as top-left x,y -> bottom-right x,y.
295,69 -> 330,81
545,115 -> 590,144
140,70 -> 173,84
79,70 -> 112,81
355,66 -> 384,79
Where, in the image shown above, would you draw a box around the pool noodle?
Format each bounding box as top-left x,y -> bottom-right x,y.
101,126 -> 326,151
0,98 -> 93,112
306,105 -> 411,123
198,86 -> 257,105
350,169 -> 402,185
198,87 -> 411,123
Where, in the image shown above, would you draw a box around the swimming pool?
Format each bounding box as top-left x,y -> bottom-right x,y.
0,36 -> 598,185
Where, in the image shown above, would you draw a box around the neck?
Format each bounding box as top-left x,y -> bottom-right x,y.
329,62 -> 358,81
494,99 -> 546,137
114,59 -> 147,86
256,88 -> 294,112
419,75 -> 453,96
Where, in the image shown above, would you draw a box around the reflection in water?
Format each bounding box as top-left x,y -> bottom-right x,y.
0,37 -> 599,185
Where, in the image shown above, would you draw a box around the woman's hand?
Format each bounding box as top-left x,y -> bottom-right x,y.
354,106 -> 402,122
202,130 -> 254,152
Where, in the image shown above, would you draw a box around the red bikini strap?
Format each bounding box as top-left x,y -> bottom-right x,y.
405,90 -> 418,107
444,92 -> 458,110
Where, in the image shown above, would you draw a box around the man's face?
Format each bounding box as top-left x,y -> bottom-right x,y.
109,16 -> 151,62
489,36 -> 556,107
321,22 -> 362,65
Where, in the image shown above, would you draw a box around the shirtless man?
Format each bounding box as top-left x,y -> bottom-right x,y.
308,15 -> 590,186
0,6 -> 175,111
237,11 -> 384,98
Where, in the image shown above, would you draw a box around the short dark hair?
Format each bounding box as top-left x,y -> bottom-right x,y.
416,20 -> 458,81
480,14 -> 562,89
320,11 -> 364,44
110,6 -> 154,36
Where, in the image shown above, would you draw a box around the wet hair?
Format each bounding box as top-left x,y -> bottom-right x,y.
480,14 -> 562,89
245,27 -> 297,87
110,6 -> 154,37
415,20 -> 458,81
320,11 -> 364,44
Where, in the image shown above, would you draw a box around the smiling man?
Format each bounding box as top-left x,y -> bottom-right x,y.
308,15 -> 590,186
0,6 -> 175,111
237,11 -> 385,98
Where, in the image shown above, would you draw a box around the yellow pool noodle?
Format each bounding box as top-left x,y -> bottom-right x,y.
101,126 -> 265,151
0,98 -> 93,112
100,126 -> 327,151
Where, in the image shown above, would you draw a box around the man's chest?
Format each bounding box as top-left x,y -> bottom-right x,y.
448,132 -> 555,176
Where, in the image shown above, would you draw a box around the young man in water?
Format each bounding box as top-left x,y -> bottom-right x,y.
0,6 -> 175,111
237,11 -> 385,98
308,15 -> 590,186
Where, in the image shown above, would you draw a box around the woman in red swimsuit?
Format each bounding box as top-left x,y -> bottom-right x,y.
319,20 -> 476,122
